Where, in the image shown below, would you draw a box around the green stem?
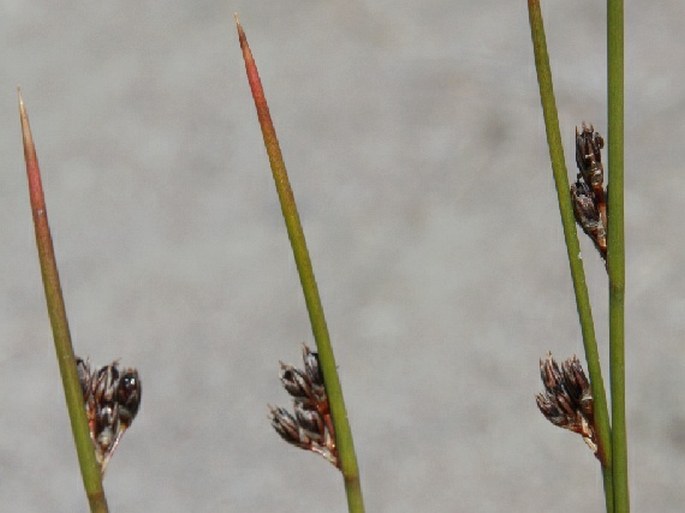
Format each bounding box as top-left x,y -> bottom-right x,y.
18,90 -> 109,513
527,3 -> 613,512
607,0 -> 628,511
235,18 -> 365,513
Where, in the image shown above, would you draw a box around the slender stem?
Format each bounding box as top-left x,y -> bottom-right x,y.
607,0 -> 628,511
235,17 -> 365,513
527,3 -> 613,511
18,90 -> 109,513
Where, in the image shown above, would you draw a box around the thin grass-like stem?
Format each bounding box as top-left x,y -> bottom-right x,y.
527,4 -> 613,512
606,0 -> 628,511
235,17 -> 365,513
18,90 -> 108,513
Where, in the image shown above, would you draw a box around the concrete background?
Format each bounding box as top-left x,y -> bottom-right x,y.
1,0 -> 684,511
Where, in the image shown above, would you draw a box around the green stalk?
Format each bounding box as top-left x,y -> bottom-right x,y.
18,90 -> 109,513
607,0 -> 628,511
527,3 -> 613,511
235,18 -> 365,513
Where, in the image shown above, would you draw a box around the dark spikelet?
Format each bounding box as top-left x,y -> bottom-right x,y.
575,123 -> 604,189
539,353 -> 562,391
269,405 -> 306,447
76,357 -> 92,397
116,368 -> 141,426
536,393 -> 566,427
279,362 -> 314,405
294,402 -> 325,443
302,344 -> 323,386
302,344 -> 326,403
571,179 -> 607,258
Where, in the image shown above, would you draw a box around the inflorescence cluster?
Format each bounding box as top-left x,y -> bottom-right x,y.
536,353 -> 598,457
268,345 -> 339,468
76,357 -> 142,474
571,123 -> 607,260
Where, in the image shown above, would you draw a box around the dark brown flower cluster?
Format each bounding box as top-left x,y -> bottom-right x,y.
536,353 -> 598,456
571,123 -> 607,259
76,357 -> 142,474
268,345 -> 338,468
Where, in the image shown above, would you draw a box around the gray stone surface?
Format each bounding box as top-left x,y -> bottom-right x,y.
1,1 -> 684,511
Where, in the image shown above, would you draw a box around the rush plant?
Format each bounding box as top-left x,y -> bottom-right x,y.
235,16 -> 365,513
528,1 -> 627,512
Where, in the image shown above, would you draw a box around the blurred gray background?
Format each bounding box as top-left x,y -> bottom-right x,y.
1,1 -> 684,511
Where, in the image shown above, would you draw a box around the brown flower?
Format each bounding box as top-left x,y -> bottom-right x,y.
76,356 -> 142,474
536,353 -> 597,455
269,345 -> 338,468
571,123 -> 607,261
